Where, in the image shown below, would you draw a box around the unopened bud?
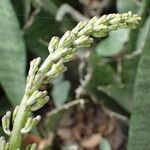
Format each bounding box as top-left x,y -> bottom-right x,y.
59,31 -> 76,48
21,116 -> 41,134
2,111 -> 11,135
48,36 -> 59,53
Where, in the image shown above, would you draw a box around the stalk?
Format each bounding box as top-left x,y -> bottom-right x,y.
9,95 -> 29,149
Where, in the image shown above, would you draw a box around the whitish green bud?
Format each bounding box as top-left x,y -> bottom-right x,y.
26,57 -> 41,93
44,60 -> 67,83
26,90 -> 39,106
21,116 -> 41,134
126,16 -> 140,24
78,24 -> 93,36
2,111 -> 11,136
48,36 -> 59,53
53,48 -> 68,57
22,117 -> 32,131
60,47 -> 76,58
118,23 -> 128,28
12,105 -> 19,122
0,136 -> 6,150
28,57 -> 41,76
62,47 -> 77,59
128,11 -> 132,16
63,53 -> 76,62
31,96 -> 49,111
94,15 -> 107,25
26,90 -> 48,106
92,31 -> 108,38
89,16 -> 99,25
106,14 -> 115,21
109,16 -> 122,24
73,35 -> 94,47
72,21 -> 88,34
121,12 -> 131,19
59,31 -> 76,48
93,24 -> 108,33
53,60 -> 66,73
61,48 -> 77,60
39,55 -> 53,74
36,90 -> 47,99
108,24 -> 118,30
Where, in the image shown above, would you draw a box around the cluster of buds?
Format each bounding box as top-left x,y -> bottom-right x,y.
0,12 -> 141,150
48,11 -> 141,53
21,116 -> 41,134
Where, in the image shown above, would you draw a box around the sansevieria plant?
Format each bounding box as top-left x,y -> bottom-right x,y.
0,12 -> 141,150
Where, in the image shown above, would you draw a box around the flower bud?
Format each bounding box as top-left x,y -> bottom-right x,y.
26,57 -> 41,93
44,60 -> 67,83
31,96 -> 49,111
73,35 -> 93,47
94,15 -> 107,25
2,111 -> 11,136
12,105 -> 19,122
63,53 -> 76,62
48,36 -> 59,53
93,24 -> 108,32
89,16 -> 98,25
92,31 -> 108,38
78,24 -> 93,36
109,16 -> 122,24
59,31 -> 76,48
0,137 -> 6,150
72,21 -> 88,34
21,116 -> 41,134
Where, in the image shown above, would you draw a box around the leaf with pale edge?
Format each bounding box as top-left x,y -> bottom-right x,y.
128,17 -> 150,150
0,0 -> 26,105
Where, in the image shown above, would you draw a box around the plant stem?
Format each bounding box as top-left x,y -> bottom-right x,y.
9,94 -> 29,149
47,99 -> 85,117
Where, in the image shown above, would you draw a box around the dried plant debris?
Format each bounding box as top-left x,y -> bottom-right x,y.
57,104 -> 127,150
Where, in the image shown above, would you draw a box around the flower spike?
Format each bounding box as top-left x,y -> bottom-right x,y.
4,11 -> 140,150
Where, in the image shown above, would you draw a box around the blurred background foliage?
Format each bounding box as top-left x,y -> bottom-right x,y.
0,0 -> 150,150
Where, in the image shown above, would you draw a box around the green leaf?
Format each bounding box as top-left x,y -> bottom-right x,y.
0,0 -> 26,105
24,10 -> 60,59
117,0 -> 138,13
89,53 -> 115,86
127,18 -> 150,150
136,16 -> 150,51
87,53 -> 127,113
52,75 -> 71,107
98,57 -> 139,113
96,29 -> 129,57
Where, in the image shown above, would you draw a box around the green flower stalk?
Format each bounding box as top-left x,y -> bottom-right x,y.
0,11 -> 141,150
